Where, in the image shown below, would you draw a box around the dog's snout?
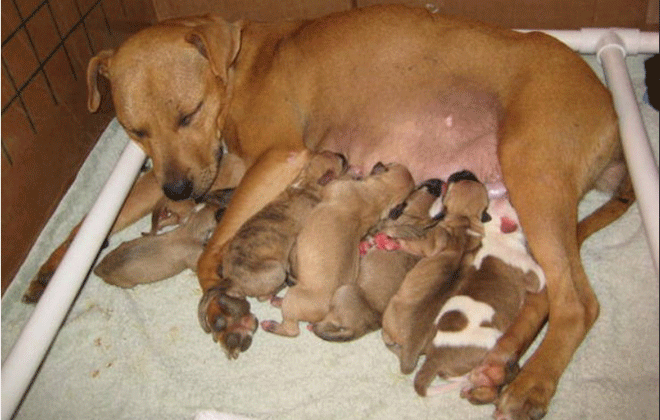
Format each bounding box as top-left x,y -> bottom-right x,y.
163,177 -> 193,201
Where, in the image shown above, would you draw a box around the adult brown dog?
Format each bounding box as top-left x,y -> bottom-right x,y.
28,4 -> 636,419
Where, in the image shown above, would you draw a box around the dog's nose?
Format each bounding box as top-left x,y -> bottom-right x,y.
163,177 -> 193,200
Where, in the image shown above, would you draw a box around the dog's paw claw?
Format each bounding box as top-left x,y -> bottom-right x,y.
494,373 -> 552,420
22,271 -> 54,304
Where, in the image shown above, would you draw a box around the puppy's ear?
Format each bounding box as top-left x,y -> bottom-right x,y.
317,169 -> 336,186
86,49 -> 114,112
481,211 -> 492,223
388,202 -> 408,220
186,17 -> 242,84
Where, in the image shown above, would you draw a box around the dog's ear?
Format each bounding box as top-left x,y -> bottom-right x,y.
86,49 -> 114,112
185,17 -> 242,84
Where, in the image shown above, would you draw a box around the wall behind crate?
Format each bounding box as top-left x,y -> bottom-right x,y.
1,0 -> 156,293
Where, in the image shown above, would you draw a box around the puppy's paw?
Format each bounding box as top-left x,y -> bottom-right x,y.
461,359 -> 519,405
261,319 -> 300,337
198,288 -> 258,359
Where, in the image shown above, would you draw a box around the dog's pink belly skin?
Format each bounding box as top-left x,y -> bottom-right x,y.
314,88 -> 506,197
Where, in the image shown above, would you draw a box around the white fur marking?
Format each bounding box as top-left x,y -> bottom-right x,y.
472,199 -> 546,291
428,197 -> 444,219
432,296 -> 502,349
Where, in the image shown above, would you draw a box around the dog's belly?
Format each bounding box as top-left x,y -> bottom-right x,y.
315,86 -> 505,195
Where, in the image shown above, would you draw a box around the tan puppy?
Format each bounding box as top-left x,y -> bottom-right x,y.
94,202 -> 221,288
414,197 -> 546,397
312,179 -> 444,342
29,4 -> 636,416
261,162 -> 415,337
382,171 -> 491,375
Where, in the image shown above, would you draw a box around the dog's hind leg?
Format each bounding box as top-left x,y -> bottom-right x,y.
23,169 -> 163,303
464,65 -> 620,419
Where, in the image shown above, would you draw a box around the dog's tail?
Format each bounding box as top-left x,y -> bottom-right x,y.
577,169 -> 635,247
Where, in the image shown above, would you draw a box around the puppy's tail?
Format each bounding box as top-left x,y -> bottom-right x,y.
577,169 -> 635,247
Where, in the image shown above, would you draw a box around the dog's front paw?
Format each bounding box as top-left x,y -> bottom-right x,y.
492,370 -> 553,420
198,288 -> 258,359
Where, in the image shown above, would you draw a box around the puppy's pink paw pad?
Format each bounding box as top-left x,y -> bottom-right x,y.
261,320 -> 278,332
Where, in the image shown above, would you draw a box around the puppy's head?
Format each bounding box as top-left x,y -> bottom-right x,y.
312,284 -> 379,342
382,178 -> 444,237
366,162 -> 416,209
87,15 -> 242,200
292,151 -> 348,189
434,171 -> 490,224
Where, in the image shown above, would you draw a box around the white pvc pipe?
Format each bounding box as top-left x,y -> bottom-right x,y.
517,28 -> 659,54
1,140 -> 146,420
596,32 -> 659,273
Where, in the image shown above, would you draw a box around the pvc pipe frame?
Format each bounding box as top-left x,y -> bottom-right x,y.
1,28 -> 658,420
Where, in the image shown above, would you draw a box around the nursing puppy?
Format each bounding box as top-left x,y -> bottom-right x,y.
381,171 -> 491,375
312,178 -> 444,342
94,202 -> 221,288
261,162 -> 415,337
414,197 -> 546,397
199,150 -> 347,357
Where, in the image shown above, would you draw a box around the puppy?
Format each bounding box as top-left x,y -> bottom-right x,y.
261,162 -> 415,337
381,171 -> 491,375
220,150 -> 347,300
144,188 -> 234,236
414,197 -> 545,397
94,202 -> 221,288
312,178 -> 444,342
198,150 -> 346,358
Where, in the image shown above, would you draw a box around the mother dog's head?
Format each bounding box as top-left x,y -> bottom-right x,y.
87,15 -> 241,200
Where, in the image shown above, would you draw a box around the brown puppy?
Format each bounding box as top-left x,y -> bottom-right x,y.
261,162 -> 415,337
29,4 -> 635,416
414,197 -> 545,397
198,150 -> 347,358
381,171 -> 491,375
94,202 -> 221,288
312,178 -> 444,342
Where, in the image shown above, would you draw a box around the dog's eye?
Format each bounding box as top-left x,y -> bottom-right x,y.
178,101 -> 203,128
132,129 -> 148,139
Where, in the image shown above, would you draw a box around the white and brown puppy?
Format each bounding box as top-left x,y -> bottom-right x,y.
198,150 -> 347,358
312,178 -> 444,342
262,162 -> 415,337
414,197 -> 546,397
381,170 -> 491,375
